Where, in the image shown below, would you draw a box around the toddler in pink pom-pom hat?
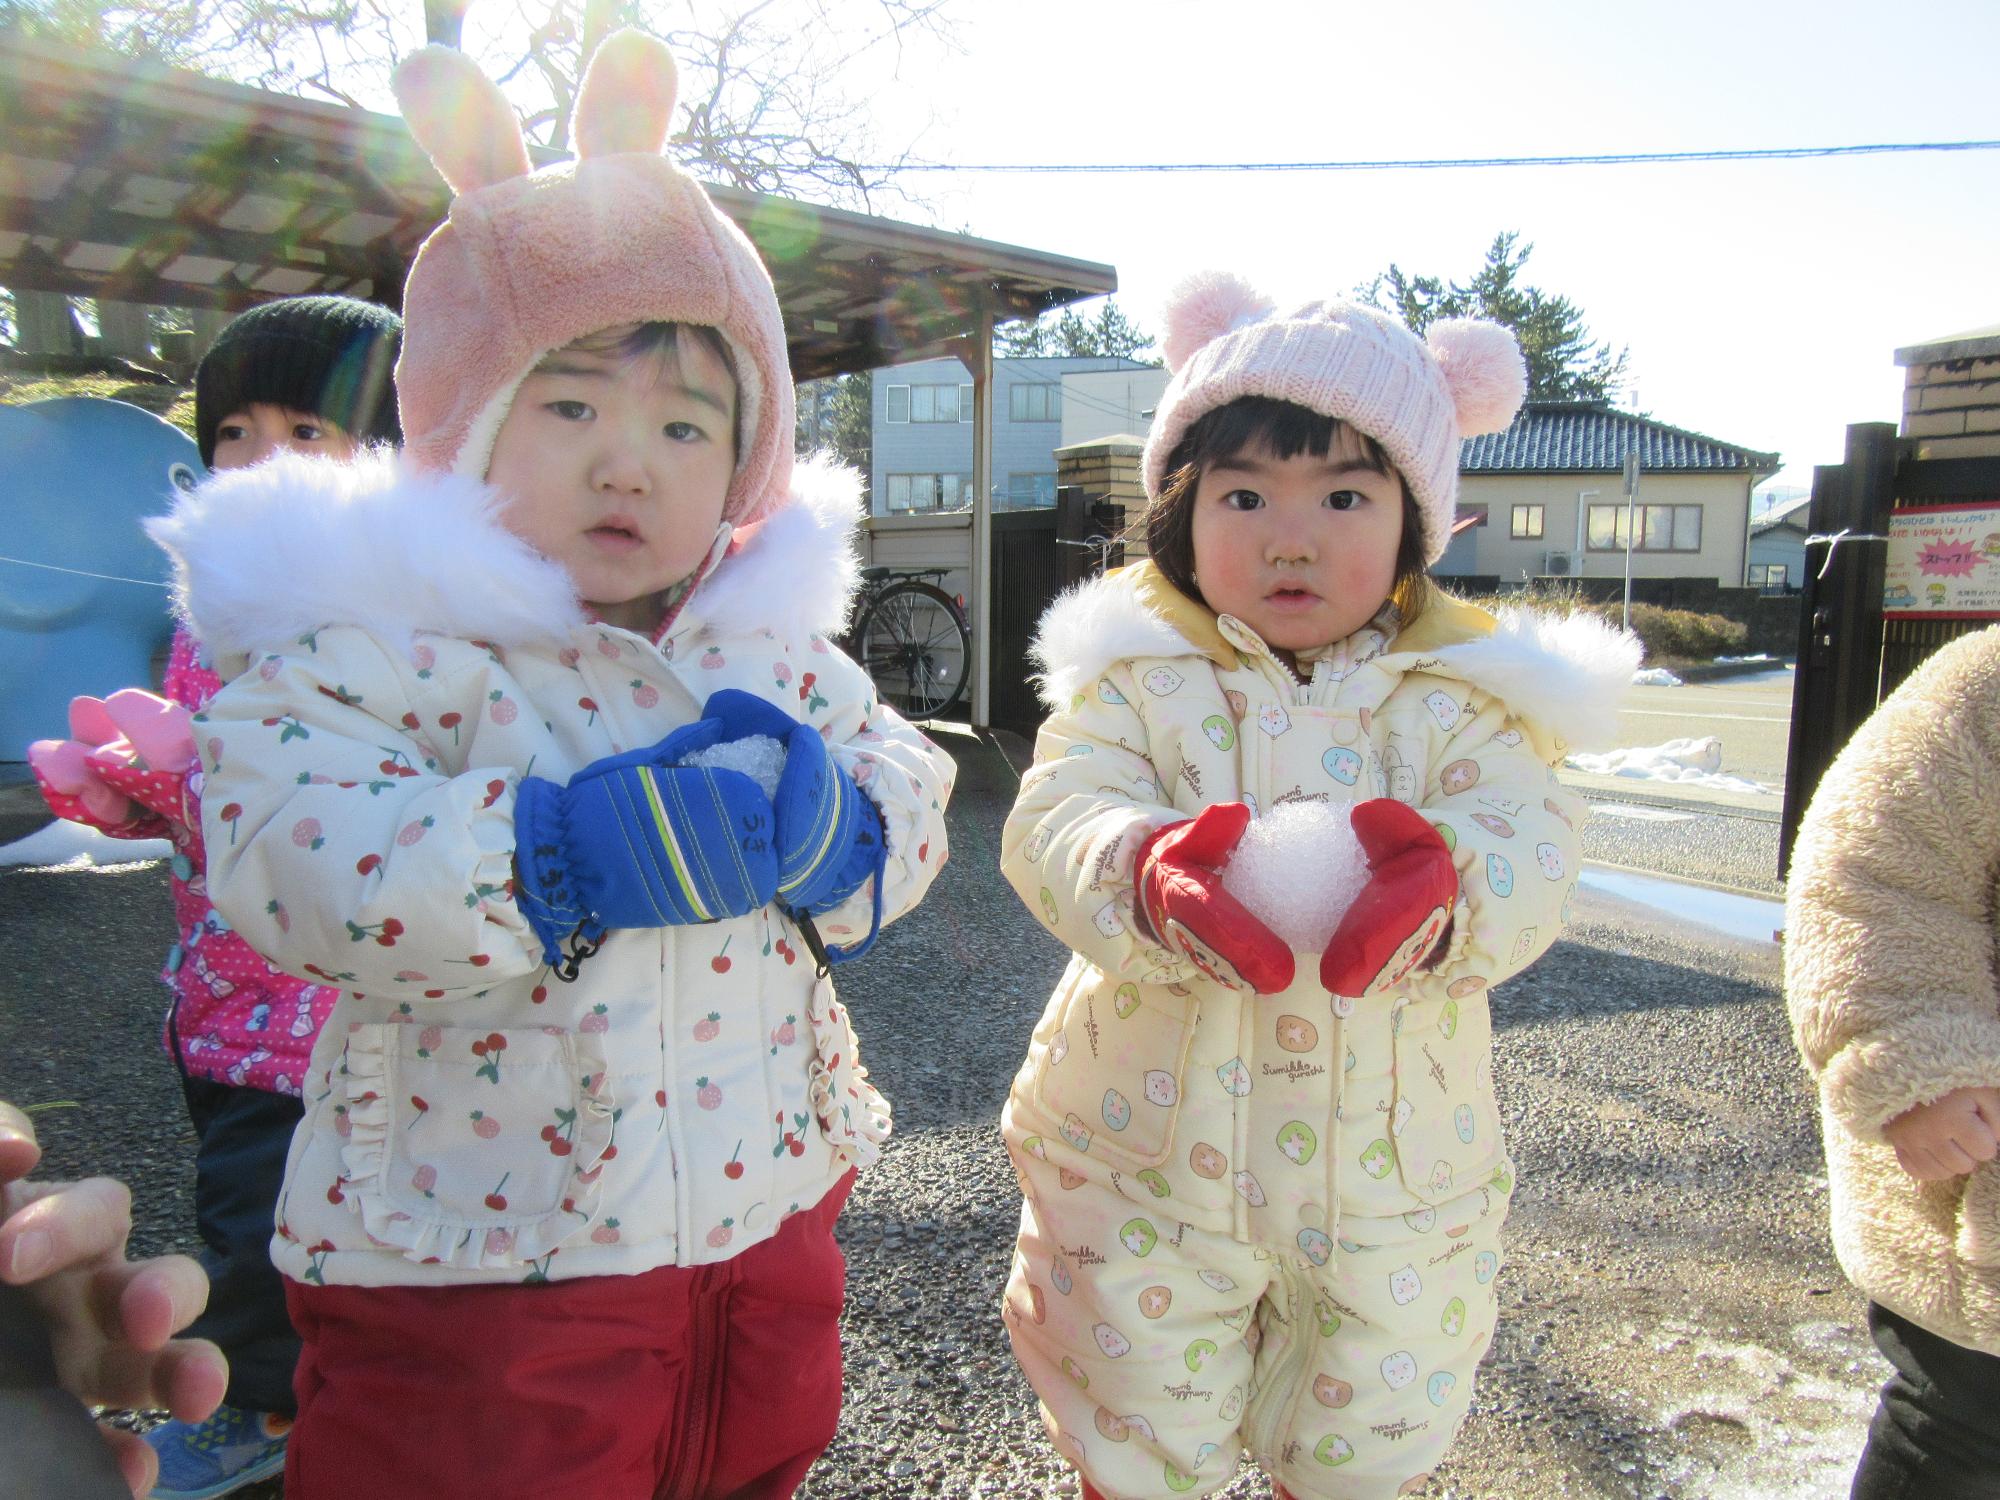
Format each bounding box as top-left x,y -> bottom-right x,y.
995,273 -> 1640,1500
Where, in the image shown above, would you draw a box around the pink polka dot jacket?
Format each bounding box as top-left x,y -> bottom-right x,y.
158,629 -> 339,1094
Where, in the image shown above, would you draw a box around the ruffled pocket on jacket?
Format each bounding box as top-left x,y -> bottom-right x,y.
338,1021 -> 615,1270
803,973 -> 892,1169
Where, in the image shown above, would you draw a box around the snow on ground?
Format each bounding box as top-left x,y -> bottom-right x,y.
1578,864 -> 1786,945
1566,736 -> 1775,796
0,819 -> 171,870
1639,1319 -> 1879,1500
1633,667 -> 1685,686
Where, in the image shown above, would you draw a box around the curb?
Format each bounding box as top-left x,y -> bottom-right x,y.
1669,659 -> 1795,683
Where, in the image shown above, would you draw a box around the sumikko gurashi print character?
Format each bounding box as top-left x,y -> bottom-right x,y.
998,270 -> 1636,1499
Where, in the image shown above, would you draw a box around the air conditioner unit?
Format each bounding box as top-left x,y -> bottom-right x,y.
1543,550 -> 1576,577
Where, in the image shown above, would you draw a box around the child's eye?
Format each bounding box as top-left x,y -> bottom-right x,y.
546,400 -> 593,421
663,421 -> 704,443
292,422 -> 324,442
1221,489 -> 1263,511
217,424 -> 247,442
1326,490 -> 1365,511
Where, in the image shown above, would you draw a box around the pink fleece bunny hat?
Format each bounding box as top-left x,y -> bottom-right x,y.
1142,271 -> 1528,565
391,30 -> 794,524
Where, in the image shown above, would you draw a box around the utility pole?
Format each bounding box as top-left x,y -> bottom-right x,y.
1620,451 -> 1641,632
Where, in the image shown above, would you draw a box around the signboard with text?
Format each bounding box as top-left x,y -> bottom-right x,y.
1883,501 -> 2000,619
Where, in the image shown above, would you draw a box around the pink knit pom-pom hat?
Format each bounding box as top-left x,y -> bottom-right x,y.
1142,270 -> 1528,565
391,30 -> 794,524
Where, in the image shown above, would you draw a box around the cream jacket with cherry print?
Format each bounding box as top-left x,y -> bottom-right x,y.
148,449 -> 953,1288
998,562 -> 1635,1245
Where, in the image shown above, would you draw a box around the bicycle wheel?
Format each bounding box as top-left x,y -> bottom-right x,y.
855,579 -> 970,720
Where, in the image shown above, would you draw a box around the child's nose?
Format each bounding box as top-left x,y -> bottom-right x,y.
591,447 -> 653,495
1266,524 -> 1316,565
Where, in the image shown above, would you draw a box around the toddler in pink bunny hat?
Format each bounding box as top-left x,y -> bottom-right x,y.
143,30 -> 953,1499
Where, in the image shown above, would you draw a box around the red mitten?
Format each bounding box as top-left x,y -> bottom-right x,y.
1319,799 -> 1458,998
1135,802 -> 1295,995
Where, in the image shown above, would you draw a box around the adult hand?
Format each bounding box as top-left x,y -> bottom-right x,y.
1882,1086 -> 2000,1181
0,1100 -> 227,1498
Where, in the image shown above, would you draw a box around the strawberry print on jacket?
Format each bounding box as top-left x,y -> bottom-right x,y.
147,449 -> 952,1287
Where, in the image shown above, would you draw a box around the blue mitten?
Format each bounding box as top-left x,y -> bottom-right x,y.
514,719 -> 777,967
699,688 -> 887,933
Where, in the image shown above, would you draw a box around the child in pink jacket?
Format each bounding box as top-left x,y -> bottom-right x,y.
30,293 -> 402,1498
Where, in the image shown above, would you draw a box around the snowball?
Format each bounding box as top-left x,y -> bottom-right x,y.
681,734 -> 787,799
1219,801 -> 1370,953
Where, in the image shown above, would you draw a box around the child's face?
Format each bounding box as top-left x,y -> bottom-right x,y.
487,334 -> 738,635
1188,427 -> 1405,656
211,404 -> 358,471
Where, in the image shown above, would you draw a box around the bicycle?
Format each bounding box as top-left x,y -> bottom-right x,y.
848,565 -> 972,721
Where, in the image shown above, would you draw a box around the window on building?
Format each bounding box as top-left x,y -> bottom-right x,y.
1748,562 -> 1790,591
1587,502 -> 1704,552
1510,504 -> 1545,539
883,473 -> 970,512
1009,382 -> 1061,422
1004,472 -> 1058,508
960,383 -> 974,422
884,384 -> 910,423
909,382 -> 963,422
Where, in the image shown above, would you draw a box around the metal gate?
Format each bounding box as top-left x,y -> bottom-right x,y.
1779,421 -> 2000,872
985,490 -> 1126,735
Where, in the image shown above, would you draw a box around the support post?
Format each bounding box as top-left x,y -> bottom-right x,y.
947,310 -> 996,727
1777,420 -> 1896,875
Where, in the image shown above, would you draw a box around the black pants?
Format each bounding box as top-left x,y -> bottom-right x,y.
1851,1301 -> 2000,1499
178,1077 -> 304,1417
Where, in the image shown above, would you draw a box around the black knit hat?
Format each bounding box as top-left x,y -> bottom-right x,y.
195,296 -> 404,467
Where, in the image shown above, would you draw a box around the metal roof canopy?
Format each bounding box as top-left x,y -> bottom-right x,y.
0,34 -> 1117,381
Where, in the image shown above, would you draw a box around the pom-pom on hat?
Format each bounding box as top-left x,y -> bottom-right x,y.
390,30 -> 794,524
1142,272 -> 1528,565
194,296 -> 404,468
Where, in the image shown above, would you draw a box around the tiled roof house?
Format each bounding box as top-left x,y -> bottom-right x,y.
1440,401 -> 1781,587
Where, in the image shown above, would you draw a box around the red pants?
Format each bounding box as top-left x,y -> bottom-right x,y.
284,1173 -> 854,1500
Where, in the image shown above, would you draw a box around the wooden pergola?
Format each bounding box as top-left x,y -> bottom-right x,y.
0,33 -> 1119,723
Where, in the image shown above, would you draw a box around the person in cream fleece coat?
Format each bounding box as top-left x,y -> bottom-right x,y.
1786,625 -> 2000,1500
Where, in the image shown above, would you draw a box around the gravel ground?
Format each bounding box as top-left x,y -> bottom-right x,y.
0,735 -> 1882,1500
1577,797 -> 1783,898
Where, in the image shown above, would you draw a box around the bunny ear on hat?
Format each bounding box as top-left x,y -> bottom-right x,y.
1427,318 -> 1528,437
1159,270 -> 1275,373
572,29 -> 679,160
394,45 -> 533,194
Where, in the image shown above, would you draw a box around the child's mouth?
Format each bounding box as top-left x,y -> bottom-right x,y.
588,523 -> 642,551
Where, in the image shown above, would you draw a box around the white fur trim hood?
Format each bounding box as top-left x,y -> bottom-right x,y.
1031,569 -> 1640,751
146,448 -> 864,659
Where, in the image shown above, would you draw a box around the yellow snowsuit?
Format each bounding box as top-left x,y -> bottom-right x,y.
998,563 -> 1634,1499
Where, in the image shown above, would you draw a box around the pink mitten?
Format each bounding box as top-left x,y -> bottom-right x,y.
1318,799 -> 1458,998
27,694 -> 154,831
87,690 -> 201,835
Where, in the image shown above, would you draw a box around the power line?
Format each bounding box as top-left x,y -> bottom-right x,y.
867,138 -> 2000,176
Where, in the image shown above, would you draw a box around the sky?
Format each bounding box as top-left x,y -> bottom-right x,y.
843,0 -> 2000,492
